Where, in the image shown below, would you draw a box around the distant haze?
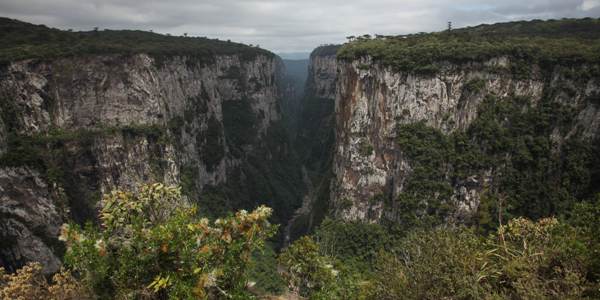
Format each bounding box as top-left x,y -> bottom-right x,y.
1,0 -> 599,53
278,52 -> 312,60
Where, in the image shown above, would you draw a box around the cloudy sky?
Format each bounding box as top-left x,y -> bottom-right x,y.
1,0 -> 599,55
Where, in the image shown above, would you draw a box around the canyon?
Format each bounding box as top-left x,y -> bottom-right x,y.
1,17 -> 600,285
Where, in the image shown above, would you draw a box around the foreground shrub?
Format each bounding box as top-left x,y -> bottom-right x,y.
370,227 -> 492,300
61,183 -> 276,299
0,262 -> 90,300
494,217 -> 590,299
569,196 -> 600,283
369,217 -> 597,299
315,218 -> 392,265
278,236 -> 370,299
278,236 -> 337,297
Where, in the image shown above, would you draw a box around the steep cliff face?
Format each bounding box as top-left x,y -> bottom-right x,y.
0,167 -> 63,274
0,49 -> 302,272
332,56 -> 600,223
305,45 -> 338,99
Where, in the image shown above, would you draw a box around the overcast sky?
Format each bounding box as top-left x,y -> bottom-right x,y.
1,0 -> 599,55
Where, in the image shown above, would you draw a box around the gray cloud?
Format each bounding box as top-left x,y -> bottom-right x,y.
1,0 -> 599,53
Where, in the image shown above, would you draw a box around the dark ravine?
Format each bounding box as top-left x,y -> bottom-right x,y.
280,58 -> 309,136
285,45 -> 340,242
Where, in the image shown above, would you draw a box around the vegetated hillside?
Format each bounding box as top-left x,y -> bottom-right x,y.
0,17 -> 304,276
0,17 -> 273,63
337,18 -> 600,73
332,17 -> 600,226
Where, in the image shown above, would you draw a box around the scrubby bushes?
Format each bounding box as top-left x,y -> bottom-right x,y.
278,236 -> 338,297
60,183 -> 276,299
389,94 -> 599,232
370,227 -> 490,300
315,218 -> 392,265
0,263 -> 91,300
278,236 -> 369,299
2,183 -> 280,299
370,217 -> 597,299
279,214 -> 600,300
4,188 -> 600,299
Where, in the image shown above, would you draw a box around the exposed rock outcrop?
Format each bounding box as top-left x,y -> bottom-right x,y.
0,52 -> 301,272
331,56 -> 600,222
0,167 -> 63,274
305,45 -> 338,99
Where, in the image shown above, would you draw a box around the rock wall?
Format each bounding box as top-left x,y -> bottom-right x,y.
0,52 -> 291,273
331,56 -> 600,222
305,48 -> 338,99
0,167 -> 63,274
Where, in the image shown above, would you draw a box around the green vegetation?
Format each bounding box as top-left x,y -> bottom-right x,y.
393,122 -> 455,230
278,236 -> 337,297
0,17 -> 273,64
222,99 -> 258,152
61,183 -> 276,299
338,18 -> 600,73
316,218 -> 392,265
199,120 -> 305,228
247,243 -> 286,294
278,236 -> 364,299
462,78 -> 486,94
0,124 -> 168,170
390,93 -> 599,231
6,190 -> 599,299
278,209 -> 600,299
199,115 -> 225,172
370,217 -> 597,299
358,140 -> 374,156
0,124 -> 171,222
